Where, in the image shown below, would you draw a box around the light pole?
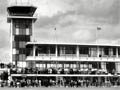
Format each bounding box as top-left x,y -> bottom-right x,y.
96,26 -> 101,70
96,26 -> 101,44
54,27 -> 57,43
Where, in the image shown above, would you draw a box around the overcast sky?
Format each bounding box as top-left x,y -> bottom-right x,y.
0,0 -> 120,63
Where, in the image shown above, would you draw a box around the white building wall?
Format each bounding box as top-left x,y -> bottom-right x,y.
101,62 -> 106,71
116,62 -> 120,73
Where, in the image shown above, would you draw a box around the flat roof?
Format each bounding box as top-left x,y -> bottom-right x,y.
7,5 -> 37,16
7,16 -> 37,23
7,5 -> 37,8
7,3 -> 37,8
26,42 -> 120,47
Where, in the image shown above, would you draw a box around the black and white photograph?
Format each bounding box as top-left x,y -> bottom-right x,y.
0,0 -> 120,90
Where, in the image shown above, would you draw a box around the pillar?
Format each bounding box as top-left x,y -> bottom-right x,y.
116,47 -> 118,58
60,46 -> 62,56
109,48 -> 113,57
76,62 -> 79,69
10,20 -> 13,64
91,48 -> 94,57
116,62 -> 120,73
101,62 -> 106,71
76,45 -> 79,57
97,46 -> 99,57
55,45 -> 58,57
101,48 -> 104,57
62,63 -> 64,69
33,44 -> 36,57
30,44 -> 36,68
45,62 -> 47,69
116,62 -> 118,73
89,48 -> 91,57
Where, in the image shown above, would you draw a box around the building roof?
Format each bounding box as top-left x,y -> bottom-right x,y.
7,16 -> 37,23
26,41 -> 120,47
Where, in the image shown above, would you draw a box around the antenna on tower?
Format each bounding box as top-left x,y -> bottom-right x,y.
27,0 -> 29,5
15,0 -> 17,5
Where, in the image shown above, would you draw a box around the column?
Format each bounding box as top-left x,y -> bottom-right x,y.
116,62 -> 120,73
116,62 -> 118,73
111,48 -> 113,56
76,62 -> 79,69
91,48 -> 93,57
118,63 -> 120,73
33,44 -> 36,57
55,45 -> 58,57
97,46 -> 99,57
109,48 -> 113,57
45,62 -> 47,69
10,20 -> 13,63
101,48 -> 104,57
116,47 -> 118,58
101,62 -> 106,71
62,63 -> 64,69
32,19 -> 34,41
76,45 -> 79,57
89,48 -> 91,57
60,46 -> 62,56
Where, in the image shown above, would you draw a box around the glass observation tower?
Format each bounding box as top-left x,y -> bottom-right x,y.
7,0 -> 37,67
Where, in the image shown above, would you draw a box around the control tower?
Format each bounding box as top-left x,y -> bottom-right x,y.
7,1 -> 37,67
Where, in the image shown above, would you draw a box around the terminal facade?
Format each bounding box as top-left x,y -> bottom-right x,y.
26,42 -> 120,74
7,3 -> 120,74
7,1 -> 120,87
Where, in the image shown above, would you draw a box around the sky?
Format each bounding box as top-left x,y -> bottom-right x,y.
0,0 -> 120,63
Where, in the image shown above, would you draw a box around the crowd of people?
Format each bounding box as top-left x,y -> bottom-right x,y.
0,66 -> 120,88
10,67 -> 114,75
0,76 -> 120,88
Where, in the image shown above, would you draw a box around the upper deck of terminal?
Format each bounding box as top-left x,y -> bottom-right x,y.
26,42 -> 120,47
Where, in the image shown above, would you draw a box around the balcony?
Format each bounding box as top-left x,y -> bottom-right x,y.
26,54 -> 120,62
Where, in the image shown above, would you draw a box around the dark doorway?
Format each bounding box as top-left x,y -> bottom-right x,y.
106,62 -> 116,73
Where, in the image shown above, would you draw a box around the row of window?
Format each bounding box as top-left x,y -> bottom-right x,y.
13,41 -> 26,48
12,54 -> 26,61
12,48 -> 26,54
12,27 -> 32,35
12,19 -> 32,35
27,46 -> 120,56
12,35 -> 30,42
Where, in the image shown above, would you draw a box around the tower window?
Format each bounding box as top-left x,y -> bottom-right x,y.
16,28 -> 19,35
26,28 -> 29,35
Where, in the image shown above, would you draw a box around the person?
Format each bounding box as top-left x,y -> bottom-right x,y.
7,79 -> 11,87
16,80 -> 20,87
0,79 -> 2,87
35,79 -> 38,87
38,80 -> 41,87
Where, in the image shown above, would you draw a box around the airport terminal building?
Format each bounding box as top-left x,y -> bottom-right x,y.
7,2 -> 120,87
26,42 -> 120,74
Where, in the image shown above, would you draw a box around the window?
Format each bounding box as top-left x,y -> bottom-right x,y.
26,28 -> 29,35
104,47 -> 109,55
65,46 -> 76,54
16,28 -> 19,35
37,45 -> 55,54
90,48 -> 97,57
79,47 -> 89,54
12,48 -> 16,54
118,48 -> 120,55
19,42 -> 26,48
49,46 -> 55,54
13,19 -> 32,35
113,48 -> 116,55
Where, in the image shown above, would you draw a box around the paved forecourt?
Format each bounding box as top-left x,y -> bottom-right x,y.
0,87 -> 120,90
